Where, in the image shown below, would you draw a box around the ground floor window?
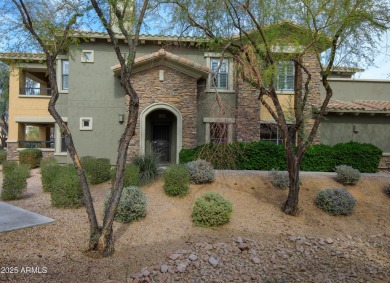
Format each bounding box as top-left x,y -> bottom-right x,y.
260,123 -> 296,145
55,122 -> 68,154
204,117 -> 235,144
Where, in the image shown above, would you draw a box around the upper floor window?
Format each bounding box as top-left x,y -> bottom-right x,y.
81,50 -> 94,63
276,61 -> 294,91
210,58 -> 228,89
62,60 -> 69,90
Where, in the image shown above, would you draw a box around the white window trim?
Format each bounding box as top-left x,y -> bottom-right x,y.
204,117 -> 235,144
205,53 -> 234,92
55,118 -> 68,155
81,50 -> 94,63
260,121 -> 296,145
276,61 -> 295,92
56,55 -> 69,94
80,117 -> 93,131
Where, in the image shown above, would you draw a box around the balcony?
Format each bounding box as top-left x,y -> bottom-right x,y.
19,87 -> 51,96
18,140 -> 54,149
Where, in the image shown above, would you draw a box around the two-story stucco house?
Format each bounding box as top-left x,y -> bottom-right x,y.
1,25 -> 389,169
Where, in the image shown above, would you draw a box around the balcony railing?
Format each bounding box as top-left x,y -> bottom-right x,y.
18,140 -> 54,149
19,87 -> 52,96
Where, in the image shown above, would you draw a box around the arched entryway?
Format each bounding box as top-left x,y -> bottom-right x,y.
140,103 -> 182,164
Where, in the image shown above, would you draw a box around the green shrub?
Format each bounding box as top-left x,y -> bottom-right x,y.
40,157 -> 58,167
316,188 -> 356,216
2,161 -> 18,175
41,161 -> 61,193
1,165 -> 28,200
333,142 -> 382,173
89,158 -> 111,184
301,144 -> 336,172
111,163 -> 141,187
0,150 -> 7,164
133,154 -> 160,185
385,183 -> 390,197
185,159 -> 215,184
51,165 -> 84,208
192,192 -> 233,227
180,141 -> 382,173
335,165 -> 361,185
163,164 -> 190,197
270,169 -> 289,189
104,186 -> 147,223
19,148 -> 43,168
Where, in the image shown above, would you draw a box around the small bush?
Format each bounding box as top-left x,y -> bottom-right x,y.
104,186 -> 147,223
19,148 -> 43,168
270,169 -> 289,189
89,158 -> 111,184
1,165 -> 28,200
335,165 -> 361,185
2,161 -> 18,175
111,164 -> 141,187
0,150 -> 7,164
51,165 -> 84,208
192,192 -> 233,227
185,159 -> 215,184
316,188 -> 356,216
41,161 -> 61,193
385,183 -> 390,197
133,154 -> 160,185
40,157 -> 58,167
163,164 -> 190,197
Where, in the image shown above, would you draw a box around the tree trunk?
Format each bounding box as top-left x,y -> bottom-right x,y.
282,153 -> 301,215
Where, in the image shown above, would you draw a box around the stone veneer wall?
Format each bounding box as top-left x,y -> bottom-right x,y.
301,52 -> 322,144
127,66 -> 198,159
235,79 -> 260,142
6,141 -> 54,161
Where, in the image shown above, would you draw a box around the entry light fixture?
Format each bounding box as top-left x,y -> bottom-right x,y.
118,114 -> 125,123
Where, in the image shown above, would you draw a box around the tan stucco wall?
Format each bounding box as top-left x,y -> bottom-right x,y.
8,63 -> 51,141
260,93 -> 295,122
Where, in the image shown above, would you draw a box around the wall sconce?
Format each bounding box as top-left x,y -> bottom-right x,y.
118,114 -> 125,123
353,125 -> 358,133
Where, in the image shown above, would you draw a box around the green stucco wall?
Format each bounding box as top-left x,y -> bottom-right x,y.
320,114 -> 390,153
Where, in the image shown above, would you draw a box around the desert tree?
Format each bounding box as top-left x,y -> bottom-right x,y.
168,0 -> 390,214
1,0 -> 103,247
88,0 -> 149,256
2,0 -> 151,256
0,62 -> 9,148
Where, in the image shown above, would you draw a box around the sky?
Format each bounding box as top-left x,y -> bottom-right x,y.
355,33 -> 390,79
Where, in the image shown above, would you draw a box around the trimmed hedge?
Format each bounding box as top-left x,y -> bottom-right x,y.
0,150 -> 7,164
41,160 -> 61,193
111,163 -> 141,187
81,156 -> 111,184
163,164 -> 190,197
180,141 -> 382,173
51,165 -> 84,208
1,165 -> 28,200
19,148 -> 43,168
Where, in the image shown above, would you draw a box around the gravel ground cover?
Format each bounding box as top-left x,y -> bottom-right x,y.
0,168 -> 389,282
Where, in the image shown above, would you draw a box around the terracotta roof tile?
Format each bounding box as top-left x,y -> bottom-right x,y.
113,49 -> 211,74
326,99 -> 390,112
0,52 -> 45,61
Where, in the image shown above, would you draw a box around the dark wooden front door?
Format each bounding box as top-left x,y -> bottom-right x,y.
152,124 -> 170,163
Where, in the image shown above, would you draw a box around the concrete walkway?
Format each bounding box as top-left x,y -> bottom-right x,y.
0,201 -> 54,233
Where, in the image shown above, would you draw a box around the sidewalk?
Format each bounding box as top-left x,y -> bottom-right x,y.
0,201 -> 54,233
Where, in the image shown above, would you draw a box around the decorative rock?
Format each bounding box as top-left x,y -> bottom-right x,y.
177,263 -> 187,273
141,268 -> 150,277
189,254 -> 198,261
325,238 -> 334,244
251,257 -> 261,264
208,256 -> 218,267
235,237 -> 244,243
238,243 -> 250,251
169,253 -> 181,260
160,264 -> 169,273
